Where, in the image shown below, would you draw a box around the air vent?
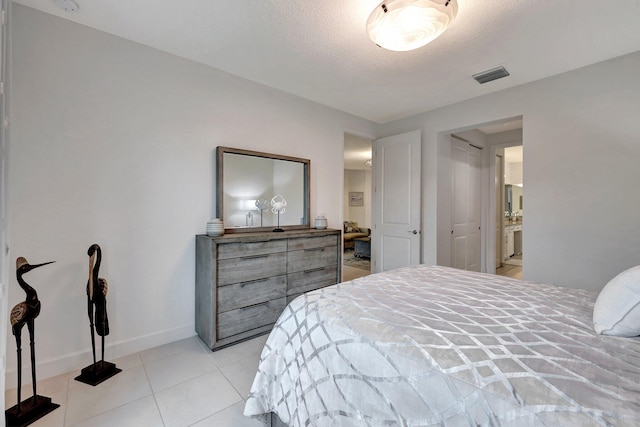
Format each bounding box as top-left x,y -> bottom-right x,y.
472,66 -> 510,84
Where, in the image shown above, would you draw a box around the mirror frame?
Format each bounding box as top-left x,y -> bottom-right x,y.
216,146 -> 311,233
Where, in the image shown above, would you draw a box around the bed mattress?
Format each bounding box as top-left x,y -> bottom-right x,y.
244,265 -> 640,426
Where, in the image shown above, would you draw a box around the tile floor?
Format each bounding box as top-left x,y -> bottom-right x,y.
5,263 -> 369,427
5,335 -> 268,427
7,264 -> 518,427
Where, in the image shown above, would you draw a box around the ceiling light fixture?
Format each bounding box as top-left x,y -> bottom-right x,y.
367,0 -> 458,52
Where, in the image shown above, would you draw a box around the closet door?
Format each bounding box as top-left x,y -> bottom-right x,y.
451,139 -> 481,272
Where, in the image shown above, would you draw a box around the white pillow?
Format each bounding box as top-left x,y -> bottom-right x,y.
593,265 -> 640,336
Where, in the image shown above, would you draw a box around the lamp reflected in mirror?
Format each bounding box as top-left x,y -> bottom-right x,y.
241,199 -> 256,226
255,198 -> 269,227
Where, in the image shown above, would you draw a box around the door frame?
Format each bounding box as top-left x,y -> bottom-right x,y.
342,129 -> 376,274
1,0 -> 10,404
488,141 -> 523,273
436,119 -> 523,274
494,151 -> 504,270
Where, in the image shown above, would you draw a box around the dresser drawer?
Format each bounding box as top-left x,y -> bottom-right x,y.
287,266 -> 337,296
288,235 -> 337,251
218,240 -> 287,260
218,275 -> 286,313
287,245 -> 337,273
218,252 -> 286,286
217,297 -> 287,339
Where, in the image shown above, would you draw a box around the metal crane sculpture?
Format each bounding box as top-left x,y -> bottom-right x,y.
87,243 -> 109,366
75,244 -> 120,386
5,257 -> 59,426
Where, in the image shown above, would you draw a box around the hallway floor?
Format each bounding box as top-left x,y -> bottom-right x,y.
342,264 -> 370,281
496,255 -> 523,280
495,264 -> 522,280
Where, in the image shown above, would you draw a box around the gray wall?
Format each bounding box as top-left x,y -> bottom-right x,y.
6,4 -> 375,385
376,51 -> 640,292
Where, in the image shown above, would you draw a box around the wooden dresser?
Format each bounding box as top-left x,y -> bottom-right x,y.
195,228 -> 341,350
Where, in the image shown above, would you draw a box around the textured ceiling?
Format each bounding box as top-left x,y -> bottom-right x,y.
12,0 -> 640,123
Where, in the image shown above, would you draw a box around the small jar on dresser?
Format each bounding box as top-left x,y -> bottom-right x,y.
195,228 -> 341,350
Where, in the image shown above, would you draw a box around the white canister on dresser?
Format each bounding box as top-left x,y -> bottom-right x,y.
206,218 -> 224,236
315,215 -> 328,229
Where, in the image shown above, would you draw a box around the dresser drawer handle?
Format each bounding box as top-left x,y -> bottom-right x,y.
237,277 -> 283,287
239,279 -> 261,288
304,247 -> 325,252
241,254 -> 269,260
241,300 -> 269,310
304,267 -> 327,274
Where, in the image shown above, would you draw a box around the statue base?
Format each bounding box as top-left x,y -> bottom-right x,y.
5,395 -> 60,427
74,361 -> 121,386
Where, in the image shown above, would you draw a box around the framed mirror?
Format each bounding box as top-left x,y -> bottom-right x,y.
216,146 -> 310,233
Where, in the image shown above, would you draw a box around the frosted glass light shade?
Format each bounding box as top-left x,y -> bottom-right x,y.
367,0 -> 458,52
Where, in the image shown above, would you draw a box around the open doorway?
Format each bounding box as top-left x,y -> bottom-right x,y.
343,134 -> 372,281
496,145 -> 523,279
474,118 -> 524,279
437,117 -> 523,277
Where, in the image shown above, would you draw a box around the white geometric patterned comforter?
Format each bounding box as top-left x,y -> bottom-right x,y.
244,265 -> 640,426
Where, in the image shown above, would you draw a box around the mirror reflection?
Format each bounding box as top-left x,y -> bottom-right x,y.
504,184 -> 523,217
217,147 -> 310,232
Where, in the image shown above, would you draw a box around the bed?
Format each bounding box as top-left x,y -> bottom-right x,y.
244,265 -> 640,426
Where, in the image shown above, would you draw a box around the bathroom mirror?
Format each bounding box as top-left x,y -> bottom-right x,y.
504,184 -> 523,216
216,146 -> 310,233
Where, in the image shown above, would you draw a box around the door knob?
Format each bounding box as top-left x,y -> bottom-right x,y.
408,230 -> 418,234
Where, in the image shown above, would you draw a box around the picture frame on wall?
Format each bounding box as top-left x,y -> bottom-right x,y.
349,192 -> 364,206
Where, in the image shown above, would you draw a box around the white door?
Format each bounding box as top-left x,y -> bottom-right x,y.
451,139 -> 481,271
372,130 -> 421,273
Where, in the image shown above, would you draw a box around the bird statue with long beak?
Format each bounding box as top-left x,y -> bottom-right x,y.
87,243 -> 109,366
75,244 -> 120,386
6,257 -> 59,425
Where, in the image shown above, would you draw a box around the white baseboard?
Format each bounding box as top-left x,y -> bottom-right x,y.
4,323 -> 196,390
